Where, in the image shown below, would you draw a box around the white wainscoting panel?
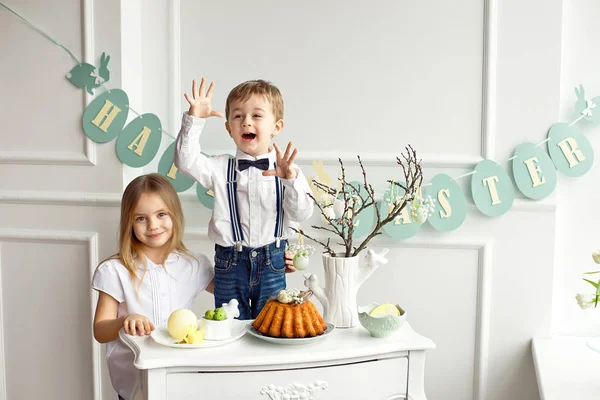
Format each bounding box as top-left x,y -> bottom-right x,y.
178,0 -> 485,159
0,230 -> 101,400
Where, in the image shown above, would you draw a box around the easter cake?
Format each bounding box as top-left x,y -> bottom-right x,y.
252,289 -> 327,338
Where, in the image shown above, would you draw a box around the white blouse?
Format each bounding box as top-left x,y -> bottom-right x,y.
92,252 -> 214,400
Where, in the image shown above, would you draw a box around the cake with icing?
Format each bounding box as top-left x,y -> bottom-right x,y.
252,289 -> 327,338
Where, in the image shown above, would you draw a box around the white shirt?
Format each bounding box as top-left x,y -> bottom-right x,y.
174,113 -> 314,248
91,252 -> 214,400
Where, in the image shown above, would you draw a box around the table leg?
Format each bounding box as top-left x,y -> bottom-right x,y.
406,350 -> 427,400
143,369 -> 167,400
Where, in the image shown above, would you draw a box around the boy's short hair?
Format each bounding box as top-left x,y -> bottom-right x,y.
225,79 -> 284,122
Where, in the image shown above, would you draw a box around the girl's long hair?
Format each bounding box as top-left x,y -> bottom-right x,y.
100,173 -> 190,287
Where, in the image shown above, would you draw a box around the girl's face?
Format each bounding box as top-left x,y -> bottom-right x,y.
132,192 -> 174,262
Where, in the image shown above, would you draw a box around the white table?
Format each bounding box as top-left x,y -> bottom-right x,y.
532,336 -> 600,400
120,321 -> 435,400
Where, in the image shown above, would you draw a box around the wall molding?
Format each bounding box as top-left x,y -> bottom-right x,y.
0,229 -> 101,400
1,0 -> 97,167
0,191 -> 121,207
204,150 -> 483,169
169,0 -> 182,137
482,0 -> 498,161
83,0 -> 98,167
0,151 -> 94,166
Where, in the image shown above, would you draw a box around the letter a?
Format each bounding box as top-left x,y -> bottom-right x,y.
394,207 -> 412,225
127,126 -> 151,156
167,163 -> 178,179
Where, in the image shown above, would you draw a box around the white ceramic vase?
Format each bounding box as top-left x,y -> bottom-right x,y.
304,248 -> 389,328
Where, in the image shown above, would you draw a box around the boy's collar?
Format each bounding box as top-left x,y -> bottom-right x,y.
235,147 -> 276,162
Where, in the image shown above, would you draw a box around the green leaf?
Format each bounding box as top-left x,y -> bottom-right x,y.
584,270 -> 600,274
583,278 -> 599,288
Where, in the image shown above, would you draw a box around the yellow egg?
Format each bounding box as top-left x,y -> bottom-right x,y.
167,309 -> 198,340
369,303 -> 400,317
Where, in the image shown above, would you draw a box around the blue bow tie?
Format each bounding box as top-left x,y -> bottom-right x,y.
237,158 -> 270,171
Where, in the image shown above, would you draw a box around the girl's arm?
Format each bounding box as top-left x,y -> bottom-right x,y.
206,279 -> 215,294
93,292 -> 154,343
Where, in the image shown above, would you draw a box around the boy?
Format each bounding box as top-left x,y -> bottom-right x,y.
174,77 -> 314,319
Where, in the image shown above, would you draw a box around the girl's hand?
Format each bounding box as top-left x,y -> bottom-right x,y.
184,77 -> 224,119
263,142 -> 298,180
123,313 -> 155,336
284,250 -> 296,273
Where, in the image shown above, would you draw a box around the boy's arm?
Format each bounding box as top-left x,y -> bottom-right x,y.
280,166 -> 314,222
174,114 -> 215,189
174,77 -> 225,188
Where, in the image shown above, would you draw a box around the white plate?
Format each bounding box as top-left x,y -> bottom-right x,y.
151,319 -> 247,349
245,323 -> 335,345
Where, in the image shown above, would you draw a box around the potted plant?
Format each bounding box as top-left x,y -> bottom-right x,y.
295,146 -> 426,328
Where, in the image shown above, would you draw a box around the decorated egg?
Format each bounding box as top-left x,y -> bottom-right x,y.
293,253 -> 310,271
332,198 -> 345,219
411,206 -> 428,224
167,309 -> 198,340
323,206 -> 335,220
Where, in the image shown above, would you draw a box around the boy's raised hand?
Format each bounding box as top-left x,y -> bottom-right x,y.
263,142 -> 298,180
184,77 -> 224,119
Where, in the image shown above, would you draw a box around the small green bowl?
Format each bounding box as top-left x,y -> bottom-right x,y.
358,303 -> 407,338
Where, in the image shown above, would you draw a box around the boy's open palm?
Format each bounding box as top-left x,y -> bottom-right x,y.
184,77 -> 224,119
263,142 -> 298,180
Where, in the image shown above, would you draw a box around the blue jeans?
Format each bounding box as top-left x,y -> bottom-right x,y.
214,240 -> 287,319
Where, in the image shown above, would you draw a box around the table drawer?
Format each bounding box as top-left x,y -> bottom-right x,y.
166,357 -> 407,400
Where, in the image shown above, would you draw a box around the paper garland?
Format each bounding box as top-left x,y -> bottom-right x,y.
3,0 -> 598,237
72,54 -> 600,233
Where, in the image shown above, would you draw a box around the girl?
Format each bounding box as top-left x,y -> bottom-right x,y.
92,173 -> 215,400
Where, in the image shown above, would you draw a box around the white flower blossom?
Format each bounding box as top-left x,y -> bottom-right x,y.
592,250 -> 600,264
576,293 -> 596,310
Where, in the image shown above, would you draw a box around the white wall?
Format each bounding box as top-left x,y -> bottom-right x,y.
554,0 -> 600,336
3,0 -> 597,399
0,1 -> 124,399
162,1 -> 562,399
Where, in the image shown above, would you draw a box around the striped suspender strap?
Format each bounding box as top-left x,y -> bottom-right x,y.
226,158 -> 244,251
274,162 -> 285,247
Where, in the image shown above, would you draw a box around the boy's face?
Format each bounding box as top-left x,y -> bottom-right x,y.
225,94 -> 283,157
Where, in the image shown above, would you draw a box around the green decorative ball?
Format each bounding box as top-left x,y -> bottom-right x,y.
213,308 -> 227,321
204,309 -> 215,320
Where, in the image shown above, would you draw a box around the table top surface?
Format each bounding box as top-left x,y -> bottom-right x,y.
532,336 -> 600,400
120,321 -> 435,370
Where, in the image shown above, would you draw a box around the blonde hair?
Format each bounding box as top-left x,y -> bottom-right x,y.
225,79 -> 284,122
100,173 -> 189,287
